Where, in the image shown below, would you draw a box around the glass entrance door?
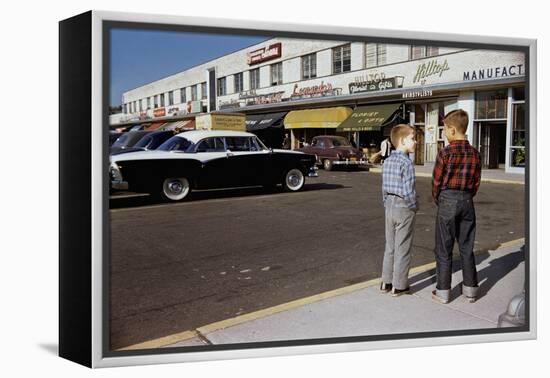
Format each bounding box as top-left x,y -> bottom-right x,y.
475,121 -> 506,169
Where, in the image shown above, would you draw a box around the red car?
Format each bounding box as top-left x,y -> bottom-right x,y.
298,135 -> 368,171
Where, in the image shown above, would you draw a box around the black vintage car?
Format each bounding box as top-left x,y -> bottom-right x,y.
110,130 -> 318,201
111,130 -> 175,155
110,130 -> 151,155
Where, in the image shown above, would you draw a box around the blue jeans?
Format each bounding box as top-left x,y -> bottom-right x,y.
434,190 -> 479,294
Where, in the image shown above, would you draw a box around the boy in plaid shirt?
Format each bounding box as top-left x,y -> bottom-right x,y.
380,124 -> 417,297
432,109 -> 482,304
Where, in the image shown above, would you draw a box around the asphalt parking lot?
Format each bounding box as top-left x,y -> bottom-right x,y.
109,169 -> 525,350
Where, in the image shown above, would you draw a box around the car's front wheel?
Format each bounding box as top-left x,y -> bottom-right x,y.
282,168 -> 305,192
161,177 -> 191,201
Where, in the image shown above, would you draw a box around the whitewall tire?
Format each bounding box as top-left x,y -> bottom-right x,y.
161,177 -> 191,201
283,168 -> 305,192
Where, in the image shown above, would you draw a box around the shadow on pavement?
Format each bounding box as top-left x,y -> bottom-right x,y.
109,182 -> 346,209
409,246 -> 524,301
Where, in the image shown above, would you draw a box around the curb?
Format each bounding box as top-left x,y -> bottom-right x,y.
118,237 -> 525,350
368,167 -> 524,185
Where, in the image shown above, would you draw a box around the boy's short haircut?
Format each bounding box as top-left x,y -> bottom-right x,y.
443,109 -> 469,134
390,124 -> 415,148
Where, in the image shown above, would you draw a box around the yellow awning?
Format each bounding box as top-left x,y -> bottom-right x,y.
284,107 -> 353,129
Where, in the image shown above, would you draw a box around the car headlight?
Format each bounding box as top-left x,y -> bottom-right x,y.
109,162 -> 123,181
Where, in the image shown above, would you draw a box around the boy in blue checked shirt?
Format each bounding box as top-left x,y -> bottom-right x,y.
380,124 -> 418,297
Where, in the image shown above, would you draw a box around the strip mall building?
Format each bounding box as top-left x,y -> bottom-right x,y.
113,38 -> 526,173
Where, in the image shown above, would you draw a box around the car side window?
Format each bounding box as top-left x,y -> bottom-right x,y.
225,137 -> 252,152
317,139 -> 325,148
249,137 -> 260,151
196,137 -> 225,152
112,133 -> 129,147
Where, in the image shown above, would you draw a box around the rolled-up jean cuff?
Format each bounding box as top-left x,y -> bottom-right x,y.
436,289 -> 450,302
462,284 -> 479,298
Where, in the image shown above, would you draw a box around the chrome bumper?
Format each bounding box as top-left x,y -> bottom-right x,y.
111,180 -> 129,190
308,166 -> 319,177
109,163 -> 128,190
332,159 -> 368,166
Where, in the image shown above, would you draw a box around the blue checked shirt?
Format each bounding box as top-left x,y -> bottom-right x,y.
382,150 -> 417,210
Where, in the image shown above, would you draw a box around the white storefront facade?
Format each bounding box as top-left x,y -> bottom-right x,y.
117,37 -> 526,173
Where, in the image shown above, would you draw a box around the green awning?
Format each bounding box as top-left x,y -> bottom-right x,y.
337,103 -> 402,132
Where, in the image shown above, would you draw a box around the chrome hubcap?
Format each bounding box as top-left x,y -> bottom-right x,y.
168,181 -> 183,194
286,169 -> 304,190
163,177 -> 190,200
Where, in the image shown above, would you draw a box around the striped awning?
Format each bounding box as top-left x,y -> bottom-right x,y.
144,122 -> 165,131
284,107 -> 352,129
160,120 -> 195,131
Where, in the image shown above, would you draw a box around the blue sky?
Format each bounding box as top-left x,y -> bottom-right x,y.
110,28 -> 268,106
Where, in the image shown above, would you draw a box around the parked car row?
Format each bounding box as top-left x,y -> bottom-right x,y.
297,135 -> 368,171
109,130 -> 318,202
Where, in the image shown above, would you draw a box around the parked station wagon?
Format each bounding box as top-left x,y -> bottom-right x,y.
298,135 -> 367,170
110,130 -> 318,201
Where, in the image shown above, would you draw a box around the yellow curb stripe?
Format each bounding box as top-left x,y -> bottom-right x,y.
368,168 -> 524,185
118,237 -> 525,350
499,237 -> 525,248
198,277 -> 382,334
118,330 -> 199,351
481,179 -> 524,185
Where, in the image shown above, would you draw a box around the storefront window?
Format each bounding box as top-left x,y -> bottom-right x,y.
217,77 -> 227,96
271,63 -> 283,85
180,88 -> 186,103
510,103 -> 525,167
234,73 -> 243,93
333,44 -> 351,74
410,45 -> 439,59
250,68 -> 260,89
366,43 -> 386,68
302,53 -> 317,79
414,104 -> 425,124
513,87 -> 525,101
475,90 -> 508,119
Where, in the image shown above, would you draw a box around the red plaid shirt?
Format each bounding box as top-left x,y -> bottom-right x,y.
432,140 -> 481,201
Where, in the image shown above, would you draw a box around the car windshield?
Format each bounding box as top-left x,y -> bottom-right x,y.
157,136 -> 192,152
134,135 -> 153,149
112,133 -> 129,147
331,137 -> 351,147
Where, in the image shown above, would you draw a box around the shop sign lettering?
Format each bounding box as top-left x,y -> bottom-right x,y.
402,89 -> 433,99
153,107 -> 166,117
291,82 -> 341,99
349,77 -> 403,93
463,64 -> 524,81
413,59 -> 450,84
247,43 -> 282,65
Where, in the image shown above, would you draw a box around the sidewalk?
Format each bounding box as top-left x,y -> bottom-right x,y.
369,162 -> 525,185
149,239 -> 525,348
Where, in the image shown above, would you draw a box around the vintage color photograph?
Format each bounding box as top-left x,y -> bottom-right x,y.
107,25 -> 527,352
